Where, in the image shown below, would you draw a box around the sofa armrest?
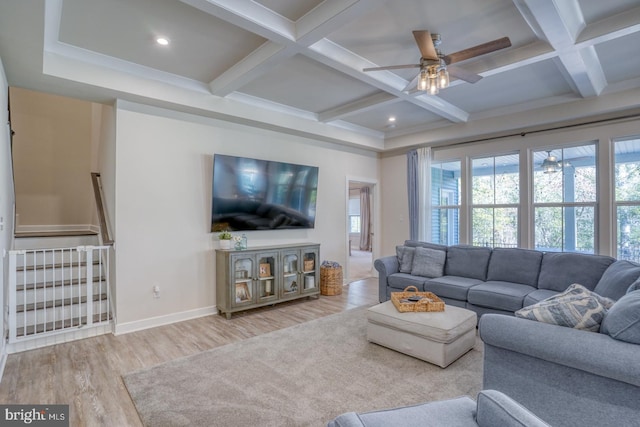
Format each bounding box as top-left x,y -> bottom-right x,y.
476,390 -> 550,427
479,314 -> 640,388
374,255 -> 399,302
327,412 -> 364,427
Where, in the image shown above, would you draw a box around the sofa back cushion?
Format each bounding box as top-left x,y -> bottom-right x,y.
444,245 -> 491,280
396,246 -> 415,274
601,290 -> 640,344
486,248 -> 542,286
537,252 -> 615,292
403,240 -> 448,251
411,246 -> 446,278
593,260 -> 640,300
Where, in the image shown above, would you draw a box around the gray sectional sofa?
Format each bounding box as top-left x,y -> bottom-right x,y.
374,240 -> 634,316
479,289 -> 640,427
373,240 -> 640,426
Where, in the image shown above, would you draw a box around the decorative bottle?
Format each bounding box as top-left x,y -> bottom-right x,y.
241,234 -> 248,250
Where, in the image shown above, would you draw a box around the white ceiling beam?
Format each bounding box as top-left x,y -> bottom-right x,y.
185,0 -> 384,96
318,92 -> 399,122
577,5 -> 640,47
514,0 -> 606,97
179,0 -> 296,43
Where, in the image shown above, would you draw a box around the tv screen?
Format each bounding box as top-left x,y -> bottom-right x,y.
211,154 -> 319,231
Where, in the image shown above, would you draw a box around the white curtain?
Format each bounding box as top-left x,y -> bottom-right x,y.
359,186 -> 371,251
417,147 -> 432,242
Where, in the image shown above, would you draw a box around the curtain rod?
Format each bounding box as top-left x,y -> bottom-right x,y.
429,109 -> 640,151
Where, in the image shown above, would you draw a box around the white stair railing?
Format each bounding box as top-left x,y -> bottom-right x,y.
7,245 -> 111,345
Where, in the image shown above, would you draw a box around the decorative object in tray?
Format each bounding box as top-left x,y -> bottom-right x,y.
391,286 -> 445,312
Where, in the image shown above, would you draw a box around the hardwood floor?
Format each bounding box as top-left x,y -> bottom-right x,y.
0,278 -> 379,427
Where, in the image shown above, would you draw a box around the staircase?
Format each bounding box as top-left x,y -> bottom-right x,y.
7,233 -> 113,353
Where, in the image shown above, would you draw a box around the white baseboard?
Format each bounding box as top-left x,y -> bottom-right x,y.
6,324 -> 113,354
114,306 -> 217,335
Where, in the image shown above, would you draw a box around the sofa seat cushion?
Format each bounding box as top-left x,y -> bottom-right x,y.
468,281 -> 537,312
486,248 -> 542,287
516,284 -> 614,332
594,260 -> 640,301
601,290 -> 640,344
537,252 -> 615,292
388,273 -> 427,291
424,276 -> 484,301
523,289 -> 558,307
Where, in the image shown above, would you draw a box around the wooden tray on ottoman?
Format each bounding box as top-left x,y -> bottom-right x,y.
391,286 -> 445,312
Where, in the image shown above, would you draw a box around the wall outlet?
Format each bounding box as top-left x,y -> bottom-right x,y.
153,285 -> 160,298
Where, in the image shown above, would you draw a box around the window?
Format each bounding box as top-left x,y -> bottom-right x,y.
431,161 -> 460,245
615,137 -> 640,262
348,197 -> 361,233
533,144 -> 597,253
471,154 -> 519,248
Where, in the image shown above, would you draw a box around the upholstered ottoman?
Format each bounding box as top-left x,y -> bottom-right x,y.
367,301 -> 477,368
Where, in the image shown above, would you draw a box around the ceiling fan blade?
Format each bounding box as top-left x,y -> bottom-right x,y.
443,37 -> 511,65
363,64 -> 420,72
412,30 -> 439,61
447,65 -> 482,83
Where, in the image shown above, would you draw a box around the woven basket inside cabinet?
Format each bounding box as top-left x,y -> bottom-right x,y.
320,266 -> 343,295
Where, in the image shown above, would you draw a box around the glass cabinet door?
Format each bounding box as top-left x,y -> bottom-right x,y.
281,252 -> 300,297
301,247 -> 319,294
257,251 -> 278,303
232,255 -> 254,307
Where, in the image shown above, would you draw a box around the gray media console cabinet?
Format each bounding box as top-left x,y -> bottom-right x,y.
215,243 -> 320,319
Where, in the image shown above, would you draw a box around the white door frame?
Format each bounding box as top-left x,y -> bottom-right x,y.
345,176 -> 379,282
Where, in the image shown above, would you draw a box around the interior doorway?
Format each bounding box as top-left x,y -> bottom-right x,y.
347,180 -> 375,283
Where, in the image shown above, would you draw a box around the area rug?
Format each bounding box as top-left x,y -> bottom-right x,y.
123,306 -> 483,427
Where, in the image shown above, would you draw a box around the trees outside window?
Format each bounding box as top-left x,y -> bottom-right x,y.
471,154 -> 519,248
615,137 -> 640,262
533,144 -> 597,253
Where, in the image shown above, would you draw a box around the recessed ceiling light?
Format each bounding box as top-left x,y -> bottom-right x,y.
156,37 -> 170,46
388,116 -> 396,122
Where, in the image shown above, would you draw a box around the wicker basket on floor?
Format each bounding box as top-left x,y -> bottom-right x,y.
320,265 -> 343,295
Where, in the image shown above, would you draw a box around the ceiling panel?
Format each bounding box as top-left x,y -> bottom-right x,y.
438,59 -> 576,113
327,0 -> 537,76
238,54 -> 380,113
596,32 -> 640,84
579,0 -> 640,24
343,101 -> 443,132
59,0 -> 266,82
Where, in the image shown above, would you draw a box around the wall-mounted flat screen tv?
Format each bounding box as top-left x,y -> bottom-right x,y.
211,154 -> 319,231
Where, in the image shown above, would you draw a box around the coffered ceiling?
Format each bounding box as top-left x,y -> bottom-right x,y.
1,0 -> 639,152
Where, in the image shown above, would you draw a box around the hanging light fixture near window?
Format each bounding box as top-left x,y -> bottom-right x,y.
541,151 -> 562,173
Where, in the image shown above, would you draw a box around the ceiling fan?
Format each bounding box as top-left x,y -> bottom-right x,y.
363,30 -> 511,94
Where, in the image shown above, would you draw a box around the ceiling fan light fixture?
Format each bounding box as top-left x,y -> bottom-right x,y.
541,151 -> 562,174
428,74 -> 439,95
418,69 -> 429,91
438,67 -> 449,88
